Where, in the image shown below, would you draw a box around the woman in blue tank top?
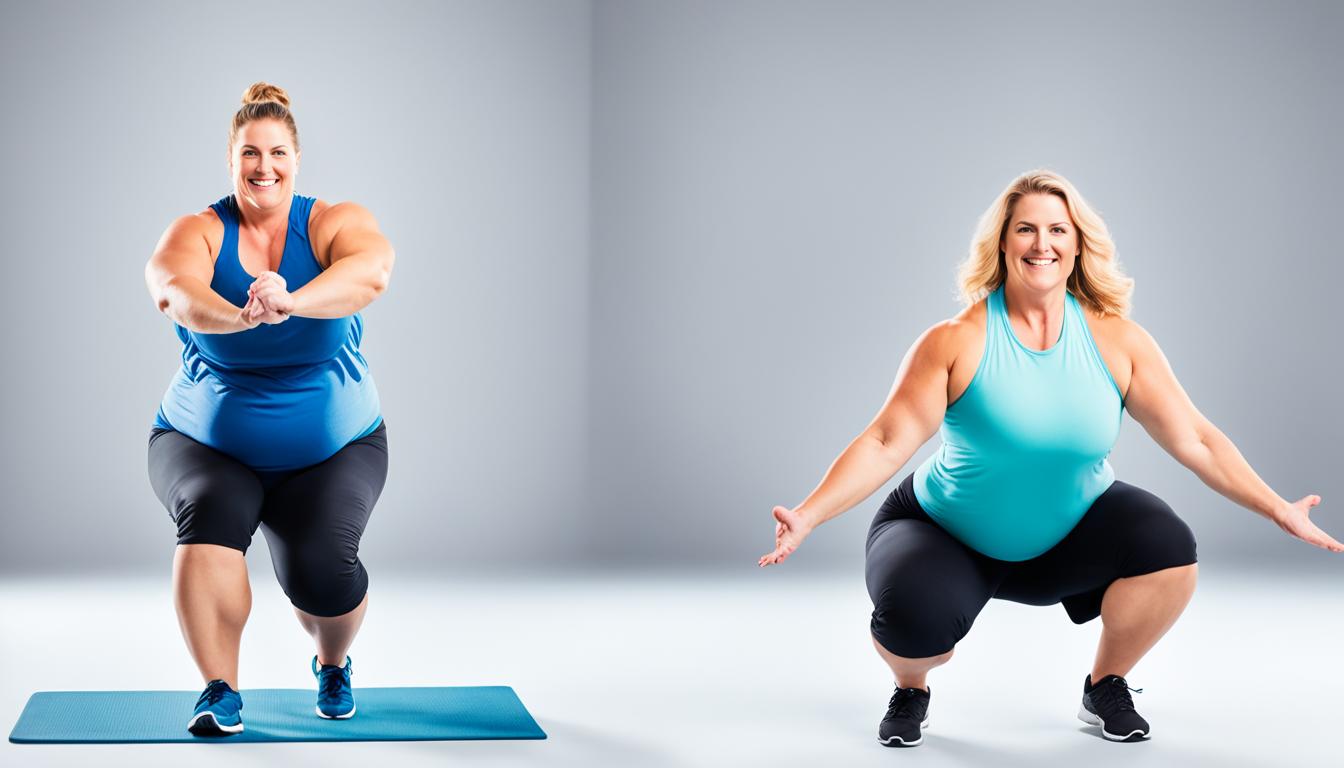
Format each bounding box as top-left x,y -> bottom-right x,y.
144,83 -> 395,735
759,170 -> 1337,746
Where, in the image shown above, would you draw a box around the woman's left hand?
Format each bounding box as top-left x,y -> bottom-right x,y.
1271,495 -> 1342,552
247,271 -> 295,322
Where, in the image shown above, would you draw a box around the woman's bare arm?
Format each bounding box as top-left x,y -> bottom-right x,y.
145,213 -> 258,334
760,320 -> 958,565
1121,319 -> 1339,552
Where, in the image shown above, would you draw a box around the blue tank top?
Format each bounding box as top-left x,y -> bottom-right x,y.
912,284 -> 1122,561
153,194 -> 382,472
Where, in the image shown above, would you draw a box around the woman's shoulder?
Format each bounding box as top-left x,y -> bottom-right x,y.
909,299 -> 987,373
940,298 -> 988,349
165,207 -> 225,253
308,197 -> 334,219
181,205 -> 224,228
1078,302 -> 1143,353
308,198 -> 381,237
307,199 -> 358,268
308,198 -> 382,230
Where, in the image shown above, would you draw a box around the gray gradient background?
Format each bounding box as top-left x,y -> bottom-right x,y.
1,0 -> 1340,576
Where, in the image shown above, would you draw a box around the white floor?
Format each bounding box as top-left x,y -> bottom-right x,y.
1,566 -> 1340,767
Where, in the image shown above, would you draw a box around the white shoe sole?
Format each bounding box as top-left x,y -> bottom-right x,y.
878,717 -> 929,747
187,711 -> 244,734
1077,705 -> 1148,741
316,703 -> 356,719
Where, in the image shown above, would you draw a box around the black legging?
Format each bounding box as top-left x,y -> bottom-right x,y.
866,472 -> 1197,658
147,421 -> 388,617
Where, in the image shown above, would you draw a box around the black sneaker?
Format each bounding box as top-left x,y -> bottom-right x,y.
1078,674 -> 1150,742
878,685 -> 930,747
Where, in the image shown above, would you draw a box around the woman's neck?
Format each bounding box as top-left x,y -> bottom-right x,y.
999,279 -> 1069,349
235,196 -> 291,239
1002,279 -> 1067,335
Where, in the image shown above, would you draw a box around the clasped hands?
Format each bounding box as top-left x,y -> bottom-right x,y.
242,271 -> 296,326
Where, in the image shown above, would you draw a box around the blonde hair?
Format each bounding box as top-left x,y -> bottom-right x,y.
228,82 -> 299,154
956,169 -> 1133,317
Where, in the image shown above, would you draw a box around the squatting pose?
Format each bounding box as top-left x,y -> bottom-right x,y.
760,169 -> 1336,746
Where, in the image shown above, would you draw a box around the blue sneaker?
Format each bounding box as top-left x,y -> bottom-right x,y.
313,655 -> 355,719
187,679 -> 244,736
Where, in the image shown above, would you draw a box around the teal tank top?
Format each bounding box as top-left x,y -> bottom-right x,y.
912,284 -> 1123,561
153,193 -> 382,472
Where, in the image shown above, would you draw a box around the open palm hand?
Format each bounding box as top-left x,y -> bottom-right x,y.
759,505 -> 814,567
1272,495 -> 1341,553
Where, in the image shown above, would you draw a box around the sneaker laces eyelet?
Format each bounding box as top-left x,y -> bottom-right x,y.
198,681 -> 230,707
1098,677 -> 1143,713
885,688 -> 921,719
319,670 -> 345,698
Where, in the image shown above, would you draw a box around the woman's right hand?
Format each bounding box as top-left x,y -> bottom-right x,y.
755,322 -> 955,568
237,293 -> 266,330
242,272 -> 291,325
758,506 -> 814,567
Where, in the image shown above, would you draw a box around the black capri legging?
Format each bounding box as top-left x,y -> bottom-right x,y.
147,421 -> 388,617
866,473 -> 1197,659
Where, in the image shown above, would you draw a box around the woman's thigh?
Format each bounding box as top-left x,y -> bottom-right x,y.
996,480 -> 1198,623
865,475 -> 1007,657
258,423 -> 389,615
147,428 -> 265,552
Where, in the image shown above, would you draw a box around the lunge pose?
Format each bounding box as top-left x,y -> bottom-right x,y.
145,83 -> 395,735
760,169 -> 1337,746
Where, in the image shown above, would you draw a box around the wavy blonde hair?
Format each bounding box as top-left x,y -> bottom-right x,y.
956,169 -> 1133,317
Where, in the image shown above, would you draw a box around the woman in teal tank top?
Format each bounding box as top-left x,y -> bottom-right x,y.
144,84 -> 396,735
759,170 -> 1337,747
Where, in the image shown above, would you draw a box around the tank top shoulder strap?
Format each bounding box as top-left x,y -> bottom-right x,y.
284,194 -> 319,270
1064,290 -> 1080,330
207,195 -> 239,282
1064,290 -> 1093,351
985,283 -> 1008,353
209,194 -> 238,229
1065,289 -> 1121,396
289,194 -> 315,236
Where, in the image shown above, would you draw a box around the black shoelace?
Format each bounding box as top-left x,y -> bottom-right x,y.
318,665 -> 351,699
1094,677 -> 1143,714
197,680 -> 232,707
885,688 -> 924,720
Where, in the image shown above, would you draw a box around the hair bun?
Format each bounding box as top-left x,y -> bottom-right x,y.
241,82 -> 291,110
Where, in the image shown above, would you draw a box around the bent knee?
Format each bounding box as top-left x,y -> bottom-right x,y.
1120,503 -> 1198,572
277,555 -> 368,617
870,634 -> 956,664
1154,561 -> 1199,584
871,595 -> 970,659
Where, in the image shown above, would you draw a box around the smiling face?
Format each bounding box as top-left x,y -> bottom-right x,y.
228,118 -> 299,214
1000,192 -> 1080,294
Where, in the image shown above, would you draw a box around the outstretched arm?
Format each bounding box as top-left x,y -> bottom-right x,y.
146,213 -> 259,334
1121,319 -> 1340,553
759,320 -> 954,566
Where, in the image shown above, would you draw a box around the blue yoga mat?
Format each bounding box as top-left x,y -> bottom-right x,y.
9,686 -> 546,744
